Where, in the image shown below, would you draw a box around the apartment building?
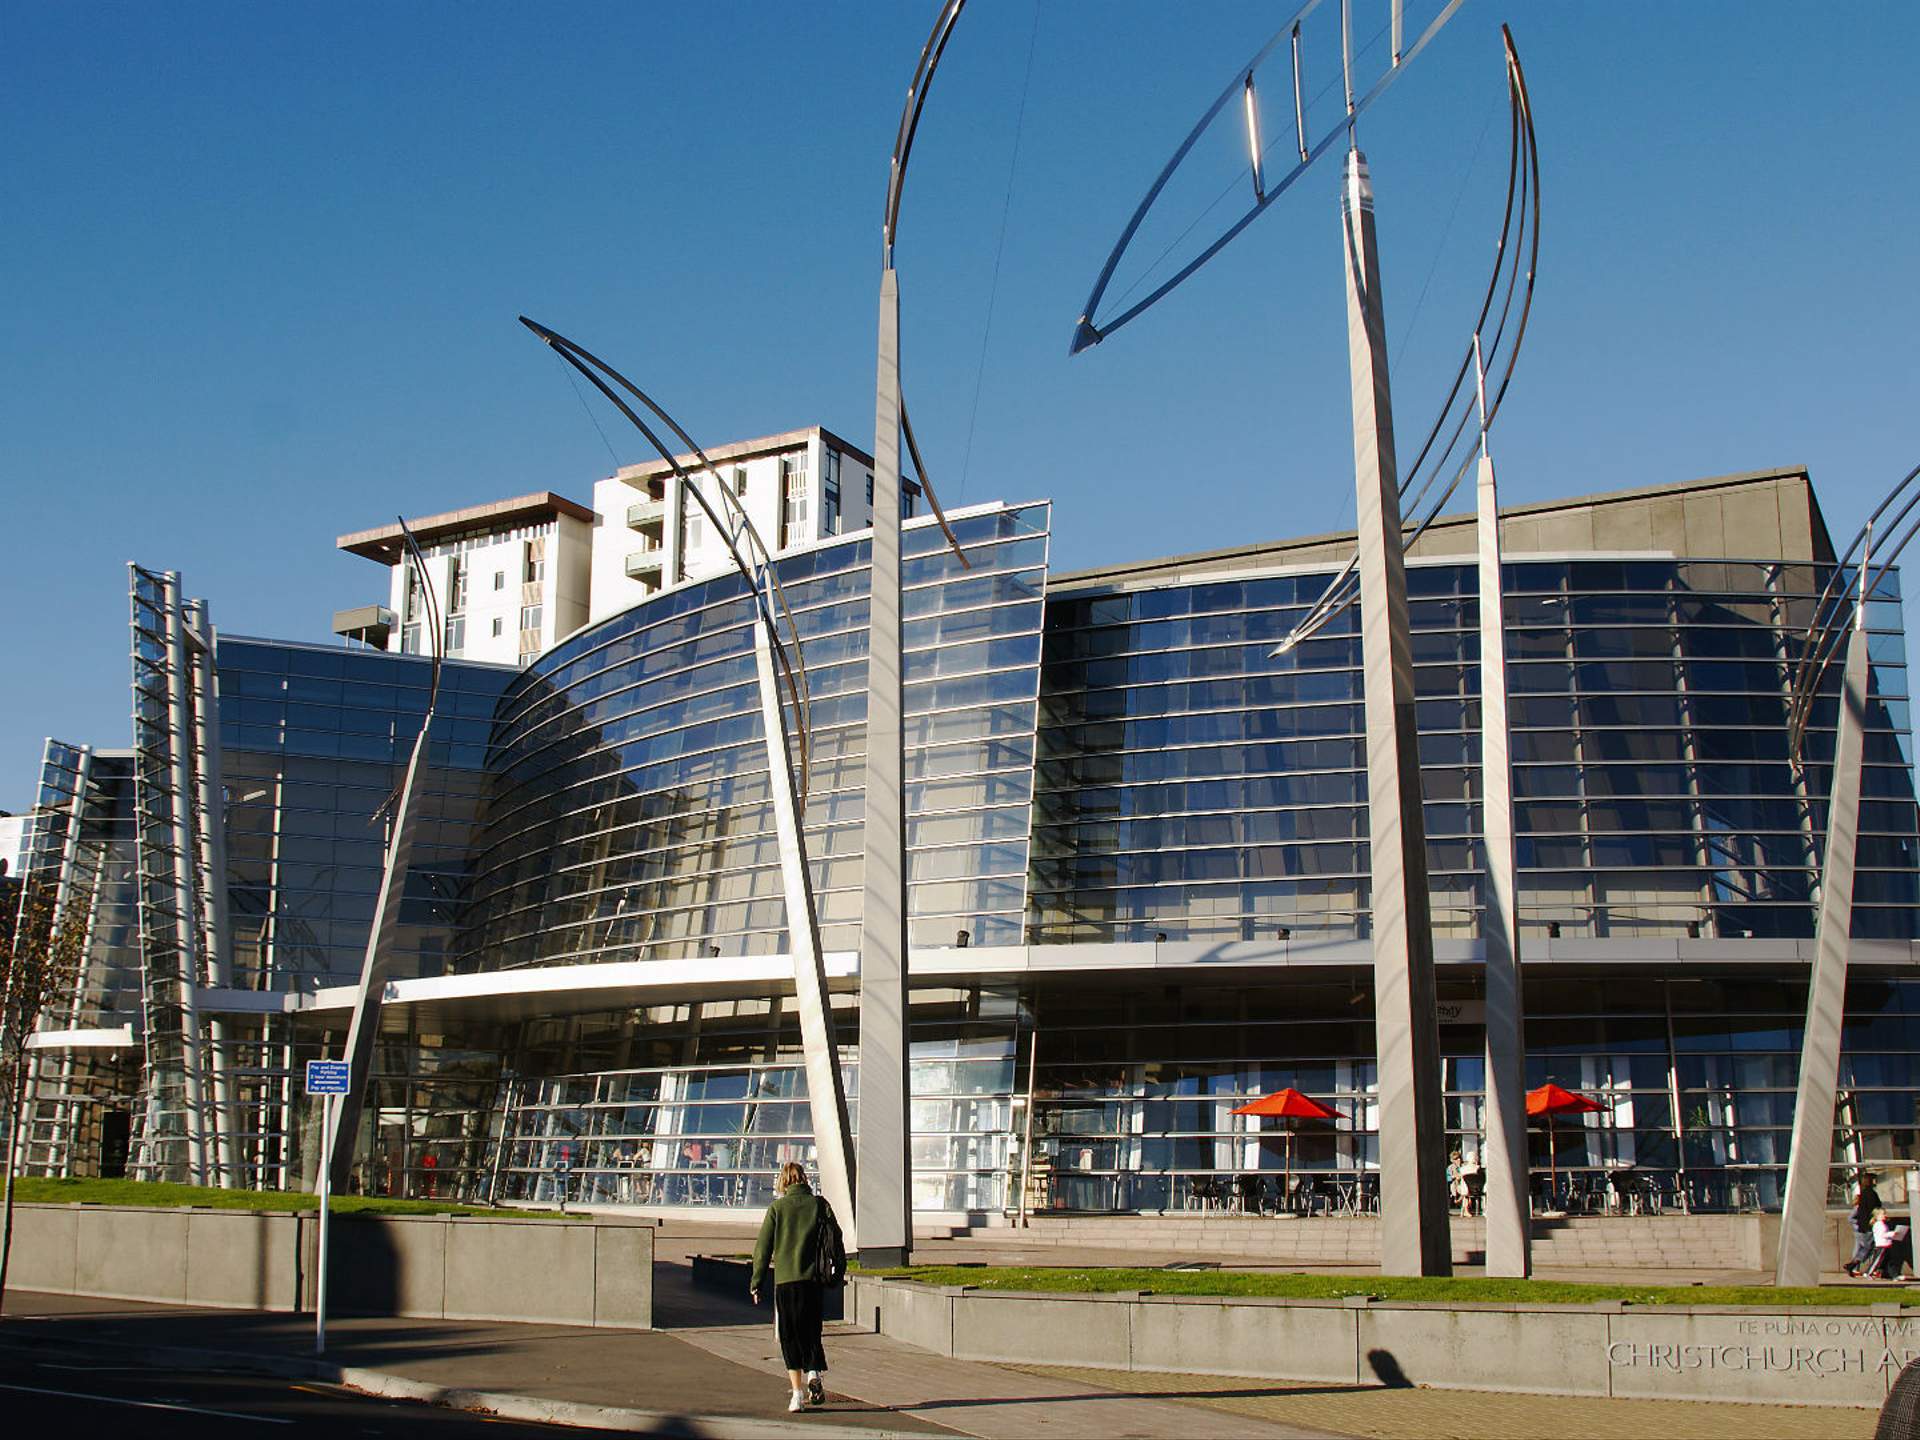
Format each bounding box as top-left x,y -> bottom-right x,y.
335,493 -> 594,667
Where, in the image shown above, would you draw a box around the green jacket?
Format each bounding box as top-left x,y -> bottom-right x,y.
751,1185 -> 824,1290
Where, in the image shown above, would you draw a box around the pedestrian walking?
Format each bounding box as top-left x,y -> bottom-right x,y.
749,1161 -> 844,1412
1848,1174 -> 1885,1276
1872,1208 -> 1915,1281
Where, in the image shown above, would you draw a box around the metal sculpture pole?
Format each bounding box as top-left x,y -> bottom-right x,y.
754,620 -> 856,1226
327,520 -> 442,1193
860,267 -> 912,1264
1777,569 -> 1872,1283
1776,462 -> 1920,1283
518,319 -> 856,1228
1270,29 -> 1539,1276
1472,340 -> 1530,1278
1343,146 -> 1451,1275
1776,620 -> 1868,1283
853,0 -> 977,1265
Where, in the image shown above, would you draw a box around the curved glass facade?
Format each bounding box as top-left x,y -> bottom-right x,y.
455,501 -> 1050,970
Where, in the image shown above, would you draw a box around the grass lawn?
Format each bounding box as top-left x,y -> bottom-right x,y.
863,1264 -> 1904,1309
13,1175 -> 557,1218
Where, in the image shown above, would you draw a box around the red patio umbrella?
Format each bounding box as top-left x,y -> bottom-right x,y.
1231,1088 -> 1341,1204
1526,1083 -> 1605,1199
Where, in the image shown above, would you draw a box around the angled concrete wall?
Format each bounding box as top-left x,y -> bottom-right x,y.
851,1276 -> 1904,1408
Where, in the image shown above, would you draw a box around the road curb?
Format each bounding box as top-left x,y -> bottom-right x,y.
0,1324 -> 924,1437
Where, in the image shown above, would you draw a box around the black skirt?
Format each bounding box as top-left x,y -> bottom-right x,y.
773,1280 -> 828,1372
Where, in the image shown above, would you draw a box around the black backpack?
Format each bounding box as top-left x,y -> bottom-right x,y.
811,1197 -> 847,1287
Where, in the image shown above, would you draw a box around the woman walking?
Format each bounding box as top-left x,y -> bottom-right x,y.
749,1161 -> 838,1411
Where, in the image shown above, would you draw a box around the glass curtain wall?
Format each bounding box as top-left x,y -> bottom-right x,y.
488,986 -> 1022,1213
1033,559 -> 1918,944
458,502 -> 1050,971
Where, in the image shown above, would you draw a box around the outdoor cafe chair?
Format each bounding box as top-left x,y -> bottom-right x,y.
1233,1173 -> 1266,1215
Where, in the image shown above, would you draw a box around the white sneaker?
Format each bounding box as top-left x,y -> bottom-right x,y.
788,1390 -> 806,1413
807,1372 -> 825,1405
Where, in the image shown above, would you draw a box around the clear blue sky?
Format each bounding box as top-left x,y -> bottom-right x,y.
4,2 -> 1918,809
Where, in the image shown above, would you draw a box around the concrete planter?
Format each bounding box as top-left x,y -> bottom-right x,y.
851,1274 -> 1918,1408
11,1203 -> 652,1329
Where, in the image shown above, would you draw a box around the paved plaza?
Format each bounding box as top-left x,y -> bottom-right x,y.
1012,1363 -> 1876,1440
2,1231 -> 1903,1439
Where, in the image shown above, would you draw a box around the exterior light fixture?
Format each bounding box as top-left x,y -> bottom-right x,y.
956,929 -> 970,948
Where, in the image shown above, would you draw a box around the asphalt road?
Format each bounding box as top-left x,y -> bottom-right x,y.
0,1333 -> 577,1437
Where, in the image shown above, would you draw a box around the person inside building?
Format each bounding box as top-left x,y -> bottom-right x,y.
749,1161 -> 838,1411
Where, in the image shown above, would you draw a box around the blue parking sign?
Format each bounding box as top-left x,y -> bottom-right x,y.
306,1060 -> 350,1095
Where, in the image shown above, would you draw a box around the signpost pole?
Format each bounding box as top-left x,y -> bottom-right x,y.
316,1089 -> 332,1354
305,1058 -> 348,1355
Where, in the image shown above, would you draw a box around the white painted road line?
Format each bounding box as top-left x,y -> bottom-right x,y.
0,1380 -> 296,1424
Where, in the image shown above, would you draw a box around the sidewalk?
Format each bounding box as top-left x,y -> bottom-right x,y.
1,1282 -> 1338,1440
658,1261 -> 1331,1439
0,1289 -> 928,1437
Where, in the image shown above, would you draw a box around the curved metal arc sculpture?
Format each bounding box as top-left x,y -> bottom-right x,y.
1273,25 -> 1539,658
880,0 -> 973,571
518,316 -> 817,795
516,322 -> 856,1233
1787,460 -> 1920,758
884,0 -> 966,268
1070,0 -> 1465,356
397,517 -> 445,715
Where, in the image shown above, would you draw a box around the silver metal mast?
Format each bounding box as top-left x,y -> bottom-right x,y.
1471,339 -> 1531,1278
1342,147 -> 1451,1276
754,618 -> 856,1226
1776,574 -> 1871,1284
858,266 -> 914,1265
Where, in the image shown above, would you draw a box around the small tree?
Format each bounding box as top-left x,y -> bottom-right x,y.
0,876 -> 88,1314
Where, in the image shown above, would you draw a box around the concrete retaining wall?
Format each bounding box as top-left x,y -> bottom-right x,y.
992,1211 -> 1849,1272
851,1276 -> 1916,1408
12,1204 -> 652,1328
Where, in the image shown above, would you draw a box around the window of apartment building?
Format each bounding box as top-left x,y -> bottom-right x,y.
491,617 -> 504,638
519,602 -> 542,632
780,453 -> 809,547
401,569 -> 424,653
494,569 -> 506,591
822,448 -> 842,534
732,466 -> 748,497
444,615 -> 465,654
523,538 -> 546,585
447,557 -> 466,614
902,489 -> 916,520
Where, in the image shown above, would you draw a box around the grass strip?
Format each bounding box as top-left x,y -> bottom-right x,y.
14,1176 -> 558,1218
863,1264 -> 1902,1309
